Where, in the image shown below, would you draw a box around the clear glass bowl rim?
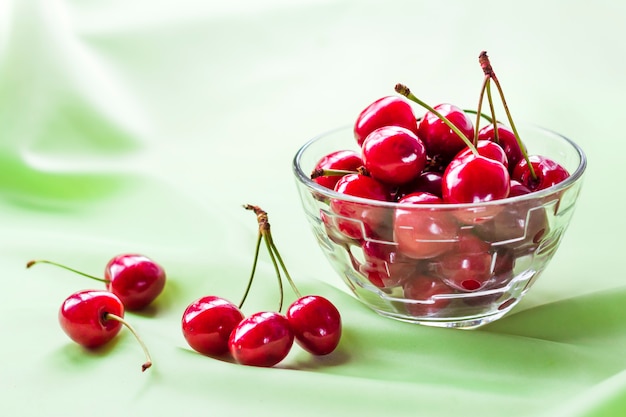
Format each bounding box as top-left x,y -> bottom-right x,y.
292,123 -> 587,210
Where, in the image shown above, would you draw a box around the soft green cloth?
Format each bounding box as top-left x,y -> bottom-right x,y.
1,1 -> 623,416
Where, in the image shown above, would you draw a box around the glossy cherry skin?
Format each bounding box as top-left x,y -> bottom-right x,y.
512,155 -> 570,192
361,126 -> 427,186
360,240 -> 418,288
478,123 -> 524,172
58,289 -> 124,348
417,103 -> 475,162
395,171 -> 443,200
105,254 -> 166,311
354,96 -> 419,146
442,154 -> 510,204
394,192 -> 458,259
451,140 -> 508,169
182,296 -> 245,356
228,311 -> 294,367
312,150 -> 363,190
286,296 -> 341,356
330,173 -> 390,240
403,275 -> 452,317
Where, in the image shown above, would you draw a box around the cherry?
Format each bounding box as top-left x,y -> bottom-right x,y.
353,96 -> 419,146
393,192 -> 458,259
286,295 -> 342,356
58,289 -> 152,371
451,140 -> 508,169
442,154 -> 510,204
402,275 -> 452,317
512,155 -> 570,192
181,296 -> 244,356
478,123 -> 523,172
417,103 -> 475,162
228,311 -> 294,367
395,171 -> 443,200
234,205 -> 343,364
509,179 -> 532,197
361,125 -> 427,186
330,173 -> 391,240
27,254 -> 166,311
360,240 -> 418,288
311,150 -> 363,190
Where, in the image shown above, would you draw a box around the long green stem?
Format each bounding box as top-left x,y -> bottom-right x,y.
478,51 -> 536,179
485,79 -> 499,144
395,83 -> 477,155
264,233 -> 284,312
238,232 -> 262,309
267,235 -> 301,299
474,75 -> 489,143
26,259 -> 108,283
105,313 -> 152,372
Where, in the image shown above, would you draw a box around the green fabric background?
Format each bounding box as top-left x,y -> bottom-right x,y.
1,0 -> 624,416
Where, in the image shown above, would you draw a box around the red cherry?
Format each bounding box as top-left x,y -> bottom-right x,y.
27,254 -> 166,311
228,311 -> 294,367
442,154 -> 510,204
360,241 -> 418,288
417,103 -> 475,162
432,250 -> 493,292
58,289 -> 152,371
452,140 -> 508,169
478,123 -> 524,172
59,289 -> 124,348
182,296 -> 244,356
353,96 -> 419,146
395,171 -> 443,200
512,155 -> 570,192
330,173 -> 390,239
312,150 -> 363,190
286,295 -> 341,356
393,192 -> 458,259
104,254 -> 166,311
509,179 -> 532,197
361,126 -> 427,186
403,275 -> 452,317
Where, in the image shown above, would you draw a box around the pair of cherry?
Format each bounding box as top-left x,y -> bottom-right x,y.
181,205 -> 342,368
27,254 -> 167,372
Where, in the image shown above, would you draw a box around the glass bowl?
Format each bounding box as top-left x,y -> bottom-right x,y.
292,124 -> 586,329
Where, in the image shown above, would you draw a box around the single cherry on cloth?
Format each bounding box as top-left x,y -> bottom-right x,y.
228,311 -> 294,367
417,103 -> 475,162
182,296 -> 244,356
27,254 -> 166,311
287,295 -> 341,356
361,125 -> 427,186
59,289 -> 152,371
311,150 -> 363,190
353,96 -> 419,146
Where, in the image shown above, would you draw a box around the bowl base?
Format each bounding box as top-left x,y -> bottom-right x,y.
369,306 -> 511,329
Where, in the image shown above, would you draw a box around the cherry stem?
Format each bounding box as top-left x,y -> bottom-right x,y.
478,51 -> 536,179
310,168 -> 357,180
104,313 -> 152,372
26,260 -> 108,283
485,79 -> 500,144
238,232 -> 263,310
243,204 -> 302,312
474,75 -> 490,143
395,83 -> 478,156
